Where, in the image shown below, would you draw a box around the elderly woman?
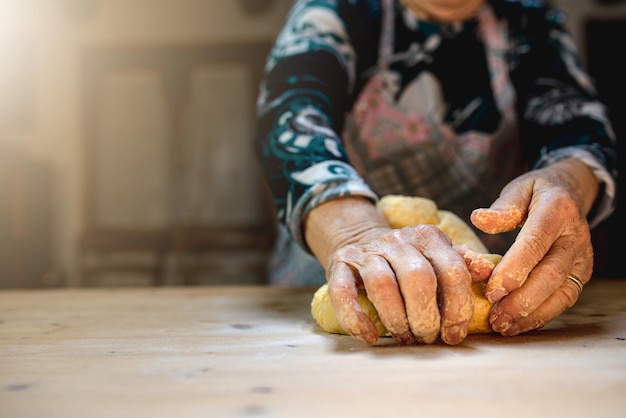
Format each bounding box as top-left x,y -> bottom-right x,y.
254,0 -> 618,345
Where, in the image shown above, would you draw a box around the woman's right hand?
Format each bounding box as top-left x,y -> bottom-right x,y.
304,196 -> 478,345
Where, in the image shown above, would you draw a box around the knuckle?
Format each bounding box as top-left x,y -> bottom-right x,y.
381,229 -> 405,245
542,263 -> 568,283
414,223 -> 445,238
520,232 -> 550,260
327,278 -> 349,295
410,224 -> 451,247
558,286 -> 579,309
332,245 -> 360,262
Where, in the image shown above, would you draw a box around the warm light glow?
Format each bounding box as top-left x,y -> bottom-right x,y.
0,1 -> 50,132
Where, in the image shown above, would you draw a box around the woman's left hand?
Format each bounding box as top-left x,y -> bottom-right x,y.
471,158 -> 599,336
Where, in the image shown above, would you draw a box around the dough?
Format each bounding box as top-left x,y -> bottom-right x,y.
311,194 -> 501,338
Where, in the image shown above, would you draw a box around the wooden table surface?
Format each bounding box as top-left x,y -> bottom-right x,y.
1,279 -> 625,418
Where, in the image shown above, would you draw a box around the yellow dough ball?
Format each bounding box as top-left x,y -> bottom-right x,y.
377,195 -> 439,229
311,280 -> 495,337
311,284 -> 389,337
437,210 -> 489,254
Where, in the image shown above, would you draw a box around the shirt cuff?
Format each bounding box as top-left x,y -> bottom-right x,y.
534,146 -> 616,228
286,161 -> 378,253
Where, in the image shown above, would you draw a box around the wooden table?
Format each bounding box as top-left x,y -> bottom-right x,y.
1,279 -> 625,418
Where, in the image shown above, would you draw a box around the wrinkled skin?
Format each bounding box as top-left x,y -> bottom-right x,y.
471,159 -> 597,336
326,224 -> 474,345
304,158 -> 598,345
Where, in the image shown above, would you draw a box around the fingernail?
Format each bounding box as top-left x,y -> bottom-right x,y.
443,325 -> 466,345
502,322 -> 521,336
393,332 -> 415,345
490,313 -> 513,333
486,287 -> 507,303
355,332 -> 378,345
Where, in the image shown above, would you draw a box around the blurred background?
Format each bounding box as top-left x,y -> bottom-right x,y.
0,0 -> 624,288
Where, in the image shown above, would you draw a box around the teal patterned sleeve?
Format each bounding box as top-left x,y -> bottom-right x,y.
503,1 -> 618,225
254,0 -> 379,250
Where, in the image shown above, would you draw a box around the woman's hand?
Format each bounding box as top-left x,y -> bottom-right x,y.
471,158 -> 599,336
304,197 -> 476,345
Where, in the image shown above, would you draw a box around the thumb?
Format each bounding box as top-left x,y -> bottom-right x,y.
471,187 -> 529,234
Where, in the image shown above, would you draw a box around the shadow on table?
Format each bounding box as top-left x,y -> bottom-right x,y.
322,319 -> 611,359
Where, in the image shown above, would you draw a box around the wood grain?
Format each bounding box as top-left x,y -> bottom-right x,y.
1,280 -> 625,418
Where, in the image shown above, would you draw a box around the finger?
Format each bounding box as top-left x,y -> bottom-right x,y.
484,203 -> 560,303
488,256 -> 564,334
360,254 -> 415,344
486,188 -> 589,305
489,240 -> 592,334
470,178 -> 530,234
470,206 -> 524,234
387,245 -> 440,344
328,261 -> 379,345
418,226 -> 474,345
453,245 -> 498,283
496,271 -> 588,336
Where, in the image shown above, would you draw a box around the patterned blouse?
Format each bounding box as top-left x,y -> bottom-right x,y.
254,0 -> 618,284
